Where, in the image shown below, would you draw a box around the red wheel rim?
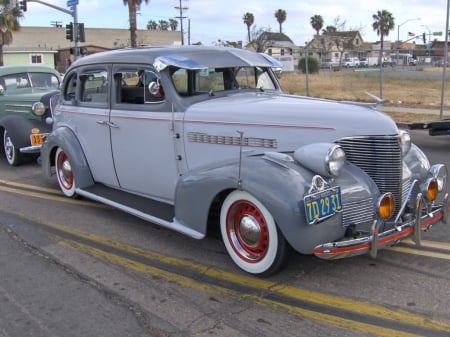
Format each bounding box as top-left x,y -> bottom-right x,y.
226,200 -> 269,263
56,152 -> 73,191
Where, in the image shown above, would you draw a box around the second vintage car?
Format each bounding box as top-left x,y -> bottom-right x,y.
0,65 -> 61,165
41,46 -> 449,276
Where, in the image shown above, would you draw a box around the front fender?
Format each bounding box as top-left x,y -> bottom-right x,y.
174,155 -> 315,244
175,154 -> 380,255
41,126 -> 94,189
0,115 -> 50,148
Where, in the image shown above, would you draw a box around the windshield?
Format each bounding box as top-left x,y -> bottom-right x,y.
171,66 -> 276,96
29,72 -> 60,89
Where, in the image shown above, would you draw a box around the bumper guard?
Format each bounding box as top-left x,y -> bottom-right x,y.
314,192 -> 450,260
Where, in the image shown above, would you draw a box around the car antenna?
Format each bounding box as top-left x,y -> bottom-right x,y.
237,130 -> 244,189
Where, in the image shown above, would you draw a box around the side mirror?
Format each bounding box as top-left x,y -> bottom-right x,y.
148,80 -> 163,97
0,84 -> 5,95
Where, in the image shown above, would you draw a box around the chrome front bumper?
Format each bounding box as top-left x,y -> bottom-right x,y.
314,192 -> 450,260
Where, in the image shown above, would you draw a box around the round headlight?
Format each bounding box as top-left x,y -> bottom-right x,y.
399,129 -> 411,155
326,145 -> 346,177
32,102 -> 46,116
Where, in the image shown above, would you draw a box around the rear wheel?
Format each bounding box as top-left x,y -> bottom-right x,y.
3,129 -> 22,166
55,148 -> 77,198
220,190 -> 290,276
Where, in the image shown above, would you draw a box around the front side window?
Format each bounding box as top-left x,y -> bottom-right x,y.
114,68 -> 164,104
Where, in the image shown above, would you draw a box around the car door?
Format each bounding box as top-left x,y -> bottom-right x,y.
60,66 -> 119,188
109,65 -> 180,203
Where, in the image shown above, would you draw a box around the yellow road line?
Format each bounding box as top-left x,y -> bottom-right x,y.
388,246 -> 450,260
60,238 -> 427,337
402,238 -> 450,251
0,178 -> 60,194
47,221 -> 450,335
0,185 -> 107,208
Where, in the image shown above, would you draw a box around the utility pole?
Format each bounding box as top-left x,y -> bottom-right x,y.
175,0 -> 188,45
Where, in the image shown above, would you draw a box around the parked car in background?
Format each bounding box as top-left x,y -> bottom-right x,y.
359,57 -> 369,67
0,65 -> 61,165
342,57 -> 360,68
320,58 -> 339,69
41,46 -> 449,276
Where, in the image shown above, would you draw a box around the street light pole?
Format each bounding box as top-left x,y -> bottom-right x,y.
396,18 -> 421,65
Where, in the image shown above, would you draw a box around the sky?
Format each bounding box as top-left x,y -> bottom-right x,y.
18,0 -> 449,46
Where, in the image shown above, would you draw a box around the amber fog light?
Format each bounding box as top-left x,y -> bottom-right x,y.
425,178 -> 438,202
378,193 -> 395,220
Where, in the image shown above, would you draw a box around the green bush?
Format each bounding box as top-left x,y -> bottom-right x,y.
298,57 -> 320,74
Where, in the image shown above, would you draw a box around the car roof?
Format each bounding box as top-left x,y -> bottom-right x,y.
0,65 -> 61,77
70,45 -> 282,70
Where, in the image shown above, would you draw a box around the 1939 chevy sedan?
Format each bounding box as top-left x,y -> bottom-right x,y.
41,46 -> 449,276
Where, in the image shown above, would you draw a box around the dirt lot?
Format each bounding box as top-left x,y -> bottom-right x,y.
278,69 -> 450,123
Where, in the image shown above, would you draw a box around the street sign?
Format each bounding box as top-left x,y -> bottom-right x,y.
67,0 -> 78,7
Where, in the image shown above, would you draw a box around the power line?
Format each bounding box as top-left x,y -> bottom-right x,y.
174,0 -> 188,45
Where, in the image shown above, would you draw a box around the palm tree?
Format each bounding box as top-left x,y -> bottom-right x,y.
243,12 -> 254,43
0,0 -> 23,66
310,15 -> 323,35
123,0 -> 150,48
372,9 -> 395,52
169,18 -> 178,31
372,9 -> 395,98
274,9 -> 286,33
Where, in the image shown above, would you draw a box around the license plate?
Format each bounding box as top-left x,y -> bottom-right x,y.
304,187 -> 342,224
30,133 -> 49,146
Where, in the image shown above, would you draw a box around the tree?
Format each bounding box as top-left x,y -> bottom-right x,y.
372,9 -> 395,49
372,9 -> 395,98
123,0 -> 150,48
243,12 -> 254,43
146,20 -> 158,30
274,9 -> 286,33
0,0 -> 23,66
322,25 -> 337,34
169,18 -> 178,31
310,15 -> 323,35
158,19 -> 169,31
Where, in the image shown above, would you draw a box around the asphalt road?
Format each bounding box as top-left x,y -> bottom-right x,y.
0,129 -> 449,337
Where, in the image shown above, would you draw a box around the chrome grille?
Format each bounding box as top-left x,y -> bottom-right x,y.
336,135 -> 403,217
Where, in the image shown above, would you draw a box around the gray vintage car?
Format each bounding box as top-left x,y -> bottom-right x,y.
41,46 -> 449,276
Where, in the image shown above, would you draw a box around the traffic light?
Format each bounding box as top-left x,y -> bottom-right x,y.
77,23 -> 85,42
422,32 -> 426,43
65,22 -> 74,41
18,0 -> 27,11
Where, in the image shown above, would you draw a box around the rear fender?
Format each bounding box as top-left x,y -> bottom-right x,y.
41,126 -> 94,189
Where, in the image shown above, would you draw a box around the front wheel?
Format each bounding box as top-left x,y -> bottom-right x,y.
55,147 -> 77,198
3,129 -> 22,166
220,190 -> 290,276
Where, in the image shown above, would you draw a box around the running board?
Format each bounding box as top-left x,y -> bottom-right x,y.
75,184 -> 204,240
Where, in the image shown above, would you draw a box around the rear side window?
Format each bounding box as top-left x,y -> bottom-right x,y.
62,73 -> 77,102
79,70 -> 109,104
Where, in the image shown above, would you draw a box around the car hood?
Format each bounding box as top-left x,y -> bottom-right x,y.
183,92 -> 398,151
